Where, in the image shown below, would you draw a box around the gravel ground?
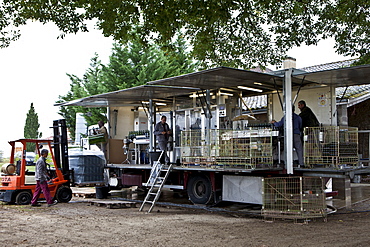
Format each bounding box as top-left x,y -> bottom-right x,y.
1,191 -> 370,247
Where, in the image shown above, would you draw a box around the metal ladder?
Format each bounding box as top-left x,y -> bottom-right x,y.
139,151 -> 173,213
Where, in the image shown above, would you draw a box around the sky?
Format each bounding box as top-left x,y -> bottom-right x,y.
0,21 -> 351,157
0,21 -> 114,157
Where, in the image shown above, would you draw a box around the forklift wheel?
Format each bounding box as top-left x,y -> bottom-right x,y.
56,186 -> 72,203
15,191 -> 32,205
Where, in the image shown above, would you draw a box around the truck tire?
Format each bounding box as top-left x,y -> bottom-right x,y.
55,186 -> 72,203
15,191 -> 32,205
187,175 -> 213,204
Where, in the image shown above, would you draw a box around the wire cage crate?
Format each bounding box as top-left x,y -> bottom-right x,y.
180,129 -> 214,168
303,126 -> 358,168
262,177 -> 326,222
180,128 -> 274,169
358,130 -> 370,166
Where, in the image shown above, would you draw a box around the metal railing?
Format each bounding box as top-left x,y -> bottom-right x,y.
180,126 -> 361,170
181,128 -> 274,169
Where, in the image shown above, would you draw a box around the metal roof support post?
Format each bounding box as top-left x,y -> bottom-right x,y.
171,98 -> 176,163
330,84 -> 337,126
284,69 -> 294,174
107,106 -> 111,135
106,107 -> 111,163
206,89 -> 212,146
206,89 -> 212,130
149,99 -> 154,152
267,95 -> 273,122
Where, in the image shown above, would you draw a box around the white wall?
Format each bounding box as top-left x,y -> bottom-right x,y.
271,86 -> 335,125
109,106 -> 136,139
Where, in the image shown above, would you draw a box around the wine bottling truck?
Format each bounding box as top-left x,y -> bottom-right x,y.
57,64 -> 370,206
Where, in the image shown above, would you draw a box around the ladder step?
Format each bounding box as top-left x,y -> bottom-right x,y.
140,157 -> 173,213
144,183 -> 162,187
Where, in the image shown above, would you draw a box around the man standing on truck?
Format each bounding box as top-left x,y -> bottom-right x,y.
30,149 -> 57,207
154,115 -> 171,164
298,100 -> 320,155
271,106 -> 304,168
297,100 -> 319,128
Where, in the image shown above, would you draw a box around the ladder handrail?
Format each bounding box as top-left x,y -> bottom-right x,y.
139,151 -> 172,213
144,150 -> 165,186
147,164 -> 173,213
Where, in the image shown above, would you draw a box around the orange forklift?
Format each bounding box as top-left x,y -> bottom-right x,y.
0,119 -> 72,205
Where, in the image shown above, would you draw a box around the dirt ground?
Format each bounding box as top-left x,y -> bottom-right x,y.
1,191 -> 370,247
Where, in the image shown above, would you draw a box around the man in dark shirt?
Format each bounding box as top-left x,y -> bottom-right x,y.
298,100 -> 319,128
154,115 -> 171,164
30,149 -> 57,207
271,106 -> 304,167
298,100 -> 320,159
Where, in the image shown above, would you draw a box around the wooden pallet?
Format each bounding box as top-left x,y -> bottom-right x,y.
90,200 -> 137,209
73,191 -> 96,199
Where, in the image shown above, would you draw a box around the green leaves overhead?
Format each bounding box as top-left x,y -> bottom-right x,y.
2,0 -> 368,68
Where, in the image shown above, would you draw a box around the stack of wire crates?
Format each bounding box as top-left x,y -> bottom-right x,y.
180,128 -> 274,169
262,177 -> 326,222
304,126 -> 358,168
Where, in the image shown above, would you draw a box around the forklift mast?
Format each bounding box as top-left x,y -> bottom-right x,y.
52,119 -> 70,183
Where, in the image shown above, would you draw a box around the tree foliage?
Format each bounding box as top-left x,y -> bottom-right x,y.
24,103 -> 41,152
57,39 -> 197,139
57,56 -> 107,140
1,1 -> 369,68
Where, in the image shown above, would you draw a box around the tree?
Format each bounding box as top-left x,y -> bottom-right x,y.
24,103 -> 41,152
57,39 -> 196,139
101,38 -> 197,91
57,55 -> 107,140
0,1 -> 369,68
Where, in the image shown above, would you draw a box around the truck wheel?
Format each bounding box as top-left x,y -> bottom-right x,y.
187,175 -> 213,204
56,186 -> 72,203
15,191 -> 32,205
